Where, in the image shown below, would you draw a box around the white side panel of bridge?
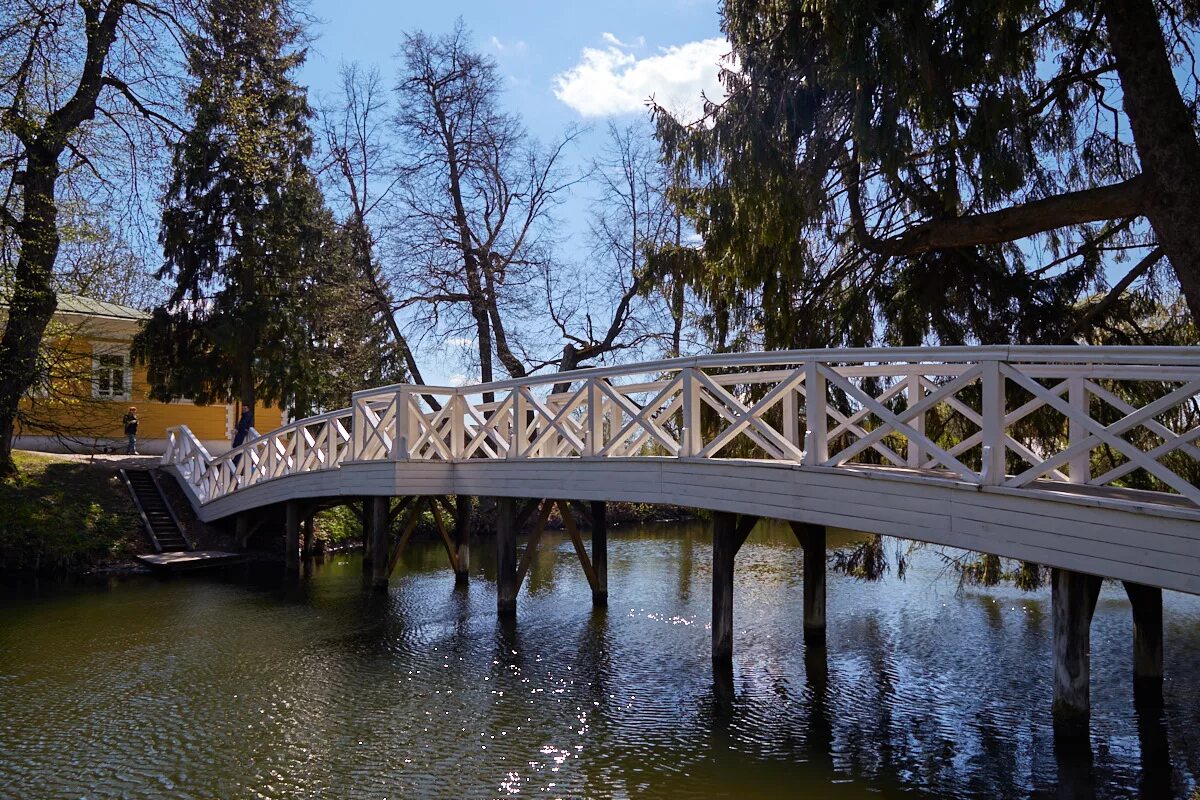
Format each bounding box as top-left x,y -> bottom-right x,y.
169,457 -> 1200,595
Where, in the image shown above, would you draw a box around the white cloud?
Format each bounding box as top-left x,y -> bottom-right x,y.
448,374 -> 469,387
490,36 -> 527,54
553,36 -> 729,120
601,32 -> 645,49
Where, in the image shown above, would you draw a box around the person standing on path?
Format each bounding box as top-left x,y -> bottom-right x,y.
230,408 -> 254,473
232,408 -> 253,449
123,407 -> 139,455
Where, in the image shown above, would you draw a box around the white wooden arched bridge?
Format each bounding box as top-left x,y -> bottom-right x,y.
161,346 -> 1200,716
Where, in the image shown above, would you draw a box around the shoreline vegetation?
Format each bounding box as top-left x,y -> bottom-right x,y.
0,451 -> 143,576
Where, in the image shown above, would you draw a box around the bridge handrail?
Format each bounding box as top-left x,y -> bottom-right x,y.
349,346 -> 1200,400
162,347 -> 1200,508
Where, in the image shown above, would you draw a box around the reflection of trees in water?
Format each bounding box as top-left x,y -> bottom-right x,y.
570,608 -> 619,799
1134,703 -> 1172,800
678,526 -> 694,602
367,527 -> 1194,798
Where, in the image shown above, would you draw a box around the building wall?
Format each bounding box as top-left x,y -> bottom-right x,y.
14,315 -> 287,454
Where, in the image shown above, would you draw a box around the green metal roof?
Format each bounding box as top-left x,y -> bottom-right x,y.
55,293 -> 150,320
0,292 -> 150,321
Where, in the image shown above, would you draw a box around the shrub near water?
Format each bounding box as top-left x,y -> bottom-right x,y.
0,452 -> 140,574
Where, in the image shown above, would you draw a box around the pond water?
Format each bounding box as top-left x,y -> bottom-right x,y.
1,521 -> 1199,799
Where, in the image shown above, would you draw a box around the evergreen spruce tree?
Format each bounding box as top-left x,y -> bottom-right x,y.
135,0 -> 326,426
655,0 -> 1200,348
286,212 -> 405,418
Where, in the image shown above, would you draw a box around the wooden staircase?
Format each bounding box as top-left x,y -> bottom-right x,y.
121,469 -> 191,553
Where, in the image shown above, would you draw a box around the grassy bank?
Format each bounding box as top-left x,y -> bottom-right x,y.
0,451 -> 142,574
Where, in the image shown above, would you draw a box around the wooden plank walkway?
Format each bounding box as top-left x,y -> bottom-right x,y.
136,550 -> 244,572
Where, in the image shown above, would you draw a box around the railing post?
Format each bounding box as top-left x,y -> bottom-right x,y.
350,397 -> 366,461
783,373 -> 800,458
907,370 -> 924,469
391,389 -> 410,460
804,360 -> 828,466
510,387 -> 527,459
1068,376 -> 1089,484
267,434 -> 278,478
681,368 -> 701,457
451,392 -> 465,461
586,378 -> 602,458
981,358 -> 1005,485
295,425 -> 307,473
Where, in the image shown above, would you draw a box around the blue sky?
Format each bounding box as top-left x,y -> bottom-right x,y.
299,0 -> 727,139
297,1 -> 729,384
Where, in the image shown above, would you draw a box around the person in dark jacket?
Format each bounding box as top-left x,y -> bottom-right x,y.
232,408 -> 253,448
123,406 -> 139,455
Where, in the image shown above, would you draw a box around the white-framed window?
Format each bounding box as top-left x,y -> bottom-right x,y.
93,347 -> 131,401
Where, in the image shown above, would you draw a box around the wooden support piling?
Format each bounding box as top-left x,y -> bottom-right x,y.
285,501 -> 301,574
496,497 -> 518,617
359,500 -> 372,581
591,501 -> 608,606
430,498 -> 462,578
711,511 -> 758,664
368,496 -> 390,589
1123,581 -> 1164,705
558,501 -> 600,597
301,513 -> 314,558
1052,568 -> 1103,718
454,495 -> 471,584
515,501 -> 553,588
235,514 -> 249,550
789,521 -> 827,637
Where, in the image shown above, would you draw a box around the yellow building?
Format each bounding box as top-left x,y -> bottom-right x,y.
2,293 -> 286,455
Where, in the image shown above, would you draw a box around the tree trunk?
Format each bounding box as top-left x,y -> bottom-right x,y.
671,273 -> 684,357
551,345 -> 580,394
1103,0 -> 1200,323
239,355 -> 256,428
0,155 -> 62,476
440,113 -> 495,401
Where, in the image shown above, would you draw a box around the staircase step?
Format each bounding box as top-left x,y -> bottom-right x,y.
121,469 -> 190,555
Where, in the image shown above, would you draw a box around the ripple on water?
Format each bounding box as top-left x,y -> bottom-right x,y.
1,524 -> 1199,799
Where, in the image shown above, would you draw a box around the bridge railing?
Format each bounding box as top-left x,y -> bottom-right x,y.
164,406 -> 355,504
164,347 -> 1200,507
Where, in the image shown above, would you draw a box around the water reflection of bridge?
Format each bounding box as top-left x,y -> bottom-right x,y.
161,347 -> 1200,717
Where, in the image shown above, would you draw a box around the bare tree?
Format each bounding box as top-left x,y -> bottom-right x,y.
317,63 -> 430,389
389,22 -> 577,391
0,0 -> 191,475
544,122 -> 696,395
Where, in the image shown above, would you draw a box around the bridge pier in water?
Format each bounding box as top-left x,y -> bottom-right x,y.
301,513 -> 314,558
454,496 -> 471,585
711,512 -> 759,664
1123,581 -> 1164,705
712,515 -> 828,664
1052,569 -> 1167,718
366,496 -> 390,589
493,497 -> 607,616
1052,568 -> 1102,719
789,521 -> 827,637
590,501 -> 608,606
496,497 -> 518,617
285,501 -> 301,574
357,500 -> 372,582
